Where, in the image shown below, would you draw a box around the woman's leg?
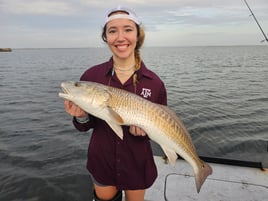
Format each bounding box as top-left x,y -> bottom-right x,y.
125,189 -> 145,201
94,184 -> 122,201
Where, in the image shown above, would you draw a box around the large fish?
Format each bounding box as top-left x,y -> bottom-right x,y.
59,81 -> 212,193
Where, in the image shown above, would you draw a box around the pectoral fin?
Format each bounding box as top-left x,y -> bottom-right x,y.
106,121 -> 124,140
106,107 -> 124,140
160,145 -> 178,166
108,107 -> 124,124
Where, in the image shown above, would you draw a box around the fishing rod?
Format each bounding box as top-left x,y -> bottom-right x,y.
243,0 -> 268,43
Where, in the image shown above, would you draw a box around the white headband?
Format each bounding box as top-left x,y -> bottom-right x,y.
105,13 -> 140,25
103,6 -> 141,27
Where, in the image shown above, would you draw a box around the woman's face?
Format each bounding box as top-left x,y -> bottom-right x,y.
106,18 -> 138,62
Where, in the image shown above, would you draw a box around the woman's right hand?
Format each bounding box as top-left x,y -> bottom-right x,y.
64,100 -> 87,117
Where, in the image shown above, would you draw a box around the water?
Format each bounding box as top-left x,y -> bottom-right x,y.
0,46 -> 267,201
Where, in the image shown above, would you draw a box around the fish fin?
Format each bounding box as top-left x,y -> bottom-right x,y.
106,121 -> 124,140
160,145 -> 178,166
195,161 -> 213,193
108,107 -> 124,124
104,108 -> 124,140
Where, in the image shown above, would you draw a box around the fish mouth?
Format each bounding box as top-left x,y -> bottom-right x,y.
61,86 -> 68,94
58,82 -> 71,99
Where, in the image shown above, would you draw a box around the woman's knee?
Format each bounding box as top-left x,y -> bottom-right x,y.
93,184 -> 122,201
125,189 -> 145,201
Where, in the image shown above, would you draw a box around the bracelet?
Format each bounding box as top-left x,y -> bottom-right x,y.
75,115 -> 90,124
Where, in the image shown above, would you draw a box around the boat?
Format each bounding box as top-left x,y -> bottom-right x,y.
0,48 -> 12,52
123,156 -> 268,201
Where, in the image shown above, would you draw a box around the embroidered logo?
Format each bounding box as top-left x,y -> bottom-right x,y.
140,88 -> 151,98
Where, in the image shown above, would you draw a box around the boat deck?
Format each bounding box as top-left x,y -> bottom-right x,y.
143,156 -> 268,201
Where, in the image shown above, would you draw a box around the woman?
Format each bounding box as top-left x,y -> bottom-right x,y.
64,6 -> 167,201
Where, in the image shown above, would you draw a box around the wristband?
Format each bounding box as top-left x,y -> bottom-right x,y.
75,115 -> 90,124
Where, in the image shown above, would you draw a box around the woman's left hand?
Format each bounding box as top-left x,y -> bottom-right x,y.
129,126 -> 146,137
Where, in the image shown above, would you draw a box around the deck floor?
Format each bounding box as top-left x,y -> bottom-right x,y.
143,156 -> 268,201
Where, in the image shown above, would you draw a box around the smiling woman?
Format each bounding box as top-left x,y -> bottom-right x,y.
61,5 -> 168,201
102,7 -> 145,86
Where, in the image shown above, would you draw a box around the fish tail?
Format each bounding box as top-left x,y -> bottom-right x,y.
195,161 -> 213,193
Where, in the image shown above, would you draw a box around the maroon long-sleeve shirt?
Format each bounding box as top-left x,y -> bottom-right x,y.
73,58 -> 167,190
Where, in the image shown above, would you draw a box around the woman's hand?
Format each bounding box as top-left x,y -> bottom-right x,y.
64,100 -> 87,117
129,126 -> 146,137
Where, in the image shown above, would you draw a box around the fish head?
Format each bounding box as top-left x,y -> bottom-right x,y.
59,81 -> 111,114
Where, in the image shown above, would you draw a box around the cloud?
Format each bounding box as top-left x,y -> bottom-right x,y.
0,24 -> 102,48
138,1 -> 268,33
1,0 -> 79,16
0,0 -> 267,47
0,0 -> 108,18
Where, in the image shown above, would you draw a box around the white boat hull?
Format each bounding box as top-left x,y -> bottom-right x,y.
143,156 -> 268,201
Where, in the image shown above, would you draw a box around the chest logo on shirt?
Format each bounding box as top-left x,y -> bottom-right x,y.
140,88 -> 151,98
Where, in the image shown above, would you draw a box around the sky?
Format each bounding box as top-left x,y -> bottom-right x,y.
0,0 -> 268,48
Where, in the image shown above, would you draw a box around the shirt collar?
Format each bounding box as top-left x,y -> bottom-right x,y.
137,62 -> 154,80
104,57 -> 114,76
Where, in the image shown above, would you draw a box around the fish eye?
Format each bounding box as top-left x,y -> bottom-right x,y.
74,82 -> 81,87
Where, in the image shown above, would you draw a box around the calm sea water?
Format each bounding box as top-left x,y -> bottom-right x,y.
0,46 -> 267,201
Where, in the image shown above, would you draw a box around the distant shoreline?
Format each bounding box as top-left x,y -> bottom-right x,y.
0,48 -> 12,52
6,44 -> 268,51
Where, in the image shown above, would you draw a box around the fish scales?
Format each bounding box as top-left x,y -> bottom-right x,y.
107,85 -> 201,167
59,81 -> 213,193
